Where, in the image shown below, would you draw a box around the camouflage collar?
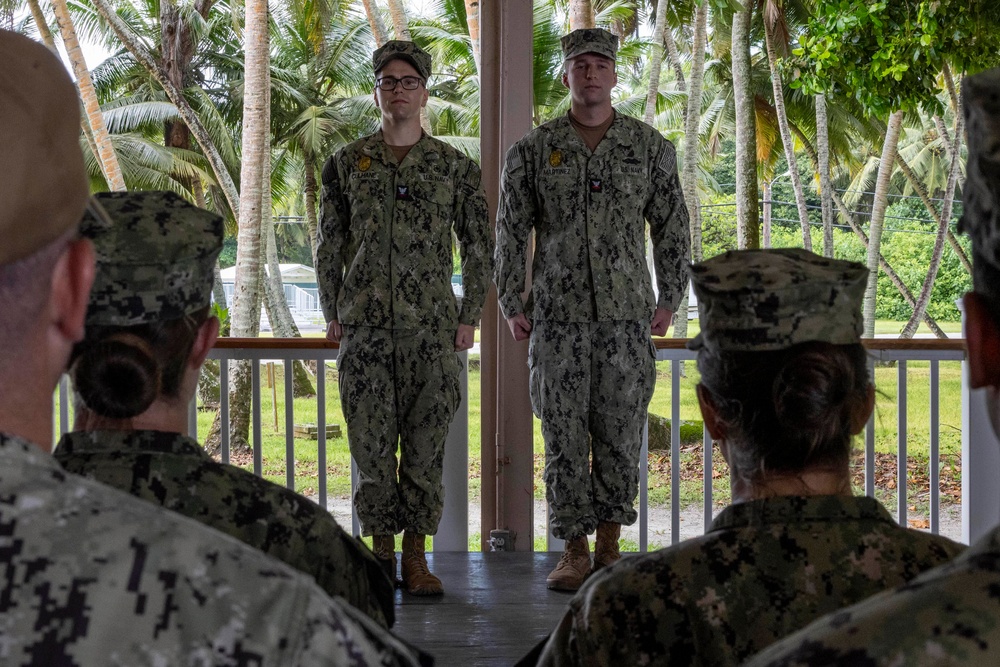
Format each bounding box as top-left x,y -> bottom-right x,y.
710,495 -> 894,533
56,430 -> 208,458
0,430 -> 60,469
361,130 -> 440,167
553,111 -> 638,157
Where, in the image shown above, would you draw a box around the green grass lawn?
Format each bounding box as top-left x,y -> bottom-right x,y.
168,353 -> 964,505
54,327 -> 965,550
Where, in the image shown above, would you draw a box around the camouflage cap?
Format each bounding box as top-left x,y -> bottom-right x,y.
372,40 -> 432,80
958,67 -> 1000,301
561,28 -> 618,62
0,29 -> 89,265
687,248 -> 868,353
80,191 -> 224,326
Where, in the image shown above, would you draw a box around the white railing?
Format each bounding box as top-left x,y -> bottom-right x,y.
54,337 -> 999,552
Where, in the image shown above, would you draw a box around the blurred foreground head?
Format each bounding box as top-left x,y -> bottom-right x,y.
0,29 -> 94,447
0,30 -> 89,265
959,68 -> 1000,436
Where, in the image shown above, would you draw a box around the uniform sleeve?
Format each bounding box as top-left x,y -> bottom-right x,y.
452,159 -> 493,327
314,154 -> 350,323
646,139 -> 691,312
494,141 -> 536,319
292,585 -> 424,666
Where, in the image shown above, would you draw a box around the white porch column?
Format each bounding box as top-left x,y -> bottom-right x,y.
962,306 -> 1000,544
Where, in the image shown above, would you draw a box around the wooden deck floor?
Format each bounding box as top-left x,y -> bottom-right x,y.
392,552 -> 571,666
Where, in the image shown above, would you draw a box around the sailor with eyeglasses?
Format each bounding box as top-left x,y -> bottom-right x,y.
315,39 -> 493,597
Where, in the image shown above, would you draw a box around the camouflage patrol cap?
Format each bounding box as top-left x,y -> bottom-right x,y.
372,40 -> 432,79
958,67 -> 1000,303
688,248 -> 868,352
561,28 -> 618,62
80,191 -> 224,326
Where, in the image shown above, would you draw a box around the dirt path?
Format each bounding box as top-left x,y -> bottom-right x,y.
317,497 -> 965,548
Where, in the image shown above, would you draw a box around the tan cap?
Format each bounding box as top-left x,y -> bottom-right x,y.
372,40 -> 432,79
0,30 -> 89,265
561,28 -> 618,62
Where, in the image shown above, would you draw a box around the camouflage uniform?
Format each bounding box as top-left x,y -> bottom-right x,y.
743,68 -> 1000,667
535,495 -> 964,667
54,429 -> 395,629
533,248 -> 965,665
495,45 -> 690,537
0,431 -> 423,666
743,526 -> 1000,666
316,128 -> 491,536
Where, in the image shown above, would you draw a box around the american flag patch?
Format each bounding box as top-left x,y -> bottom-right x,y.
658,143 -> 677,177
504,147 -> 523,174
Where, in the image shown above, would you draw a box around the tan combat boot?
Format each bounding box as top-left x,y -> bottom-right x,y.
546,535 -> 591,591
372,534 -> 399,586
401,531 -> 443,596
593,521 -> 622,573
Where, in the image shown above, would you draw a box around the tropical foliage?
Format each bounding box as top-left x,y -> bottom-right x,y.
12,0 -> 1000,333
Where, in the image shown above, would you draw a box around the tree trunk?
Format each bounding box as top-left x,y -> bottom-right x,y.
568,0 -> 595,30
816,94 -> 834,257
226,0 -> 270,451
29,0 -> 104,165
27,0 -> 56,50
51,0 -> 126,191
664,27 -> 685,89
303,148 -> 320,252
386,0 -> 411,39
465,0 -> 481,77
732,2 -> 759,249
790,120 -> 948,337
682,2 -> 706,264
900,98 -> 964,338
894,153 -> 973,276
763,179 -> 772,247
261,179 -> 316,397
89,0 -> 241,219
643,0 -> 669,125
673,1 -> 708,352
862,110 -> 905,338
763,10 -> 810,250
362,0 -> 389,46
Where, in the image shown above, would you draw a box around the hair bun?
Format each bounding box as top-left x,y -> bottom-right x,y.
73,336 -> 161,419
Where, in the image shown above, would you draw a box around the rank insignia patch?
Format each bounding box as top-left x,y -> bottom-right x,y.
395,185 -> 412,200
589,179 -> 603,193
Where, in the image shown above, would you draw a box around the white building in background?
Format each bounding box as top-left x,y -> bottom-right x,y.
218,264 -> 467,333
218,264 -> 325,332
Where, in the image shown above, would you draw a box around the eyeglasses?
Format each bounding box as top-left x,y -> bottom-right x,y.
376,76 -> 424,91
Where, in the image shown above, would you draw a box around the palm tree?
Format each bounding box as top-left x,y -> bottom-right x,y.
569,0 -> 595,29
814,92 -> 837,257
761,0 -> 809,249
52,0 -> 125,189
900,89 -> 965,339
862,109 -> 904,337
731,0 -> 758,249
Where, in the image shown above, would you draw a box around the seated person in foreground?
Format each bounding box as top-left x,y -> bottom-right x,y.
54,190 -> 394,629
0,28 -> 417,666
743,67 -> 1000,667
533,248 -> 964,667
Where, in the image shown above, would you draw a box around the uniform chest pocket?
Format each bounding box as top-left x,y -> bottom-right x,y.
400,178 -> 455,249
613,169 -> 649,204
